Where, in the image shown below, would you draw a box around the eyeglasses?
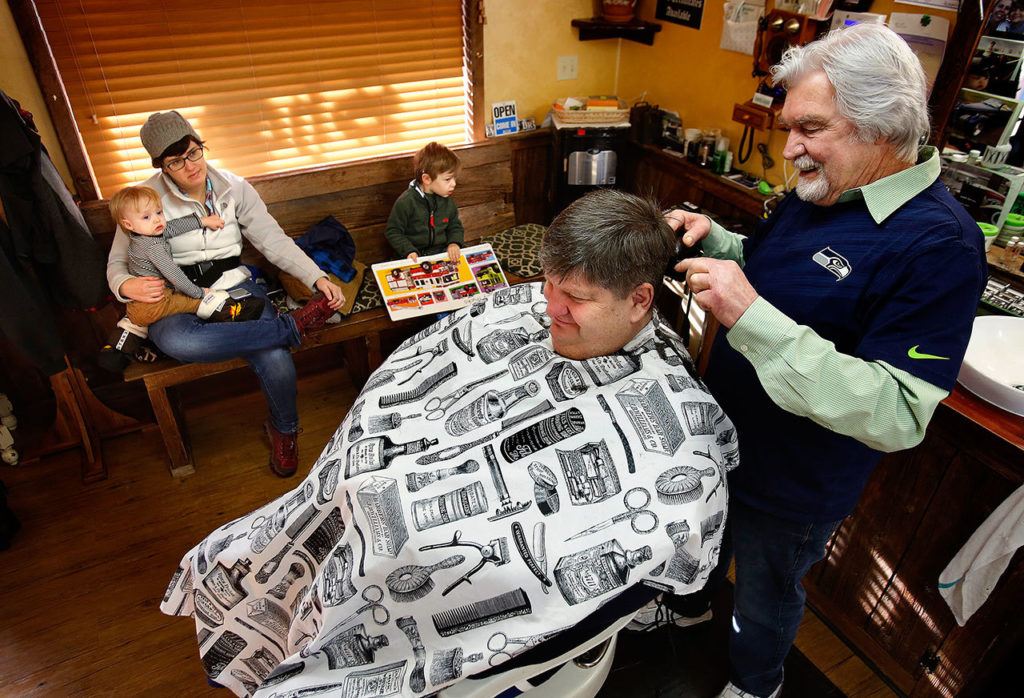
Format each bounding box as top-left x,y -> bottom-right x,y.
163,146 -> 205,172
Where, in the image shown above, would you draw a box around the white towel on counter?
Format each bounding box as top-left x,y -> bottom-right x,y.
938,482 -> 1024,626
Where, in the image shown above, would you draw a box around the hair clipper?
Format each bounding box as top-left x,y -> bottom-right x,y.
664,201 -> 702,281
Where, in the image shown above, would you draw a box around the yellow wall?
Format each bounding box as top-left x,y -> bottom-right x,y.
484,0 -> 622,123
0,1 -> 72,188
621,1 -> 959,186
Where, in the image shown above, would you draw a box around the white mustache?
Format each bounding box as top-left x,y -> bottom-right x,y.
793,155 -> 821,172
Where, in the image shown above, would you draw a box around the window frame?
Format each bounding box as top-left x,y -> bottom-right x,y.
10,0 -> 486,203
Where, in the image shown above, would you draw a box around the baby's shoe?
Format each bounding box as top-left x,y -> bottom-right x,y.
198,290 -> 265,322
208,296 -> 265,322
98,319 -> 151,373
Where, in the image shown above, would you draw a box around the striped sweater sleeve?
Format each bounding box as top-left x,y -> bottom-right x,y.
142,237 -> 204,299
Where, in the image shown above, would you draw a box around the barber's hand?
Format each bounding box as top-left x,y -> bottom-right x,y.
119,276 -> 165,303
665,209 -> 711,251
678,258 -> 758,329
314,276 -> 345,310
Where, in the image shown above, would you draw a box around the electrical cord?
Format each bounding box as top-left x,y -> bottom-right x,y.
737,125 -> 755,164
757,143 -> 774,182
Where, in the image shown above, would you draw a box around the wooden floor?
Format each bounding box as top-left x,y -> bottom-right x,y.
0,362 -> 895,697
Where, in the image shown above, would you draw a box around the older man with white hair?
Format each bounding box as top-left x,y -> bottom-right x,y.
658,24 -> 987,698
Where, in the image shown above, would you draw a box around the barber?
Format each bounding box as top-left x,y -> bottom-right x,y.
665,25 -> 986,698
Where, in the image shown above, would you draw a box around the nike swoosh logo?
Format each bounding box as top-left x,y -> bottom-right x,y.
908,345 -> 949,360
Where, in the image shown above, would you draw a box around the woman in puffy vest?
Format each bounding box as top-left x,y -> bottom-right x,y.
106,111 -> 345,477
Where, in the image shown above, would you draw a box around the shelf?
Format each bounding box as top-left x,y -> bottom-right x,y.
571,17 -> 661,46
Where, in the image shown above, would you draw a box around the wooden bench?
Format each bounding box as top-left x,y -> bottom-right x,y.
117,139 -> 544,477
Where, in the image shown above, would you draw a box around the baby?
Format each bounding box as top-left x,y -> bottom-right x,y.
99,186 -> 263,372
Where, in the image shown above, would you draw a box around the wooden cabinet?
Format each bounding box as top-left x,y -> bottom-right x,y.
805,391 -> 1024,697
620,141 -> 768,224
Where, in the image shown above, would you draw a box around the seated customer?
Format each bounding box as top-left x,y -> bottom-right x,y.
160,190 -> 739,697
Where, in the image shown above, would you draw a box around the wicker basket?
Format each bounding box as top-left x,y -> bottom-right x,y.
552,106 -> 630,125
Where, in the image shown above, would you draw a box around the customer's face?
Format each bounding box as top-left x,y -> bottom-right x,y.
781,71 -> 892,206
162,140 -> 208,193
543,273 -> 650,360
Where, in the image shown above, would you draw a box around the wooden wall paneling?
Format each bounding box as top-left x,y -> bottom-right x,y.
925,561 -> 1024,697
251,141 -> 511,204
805,435 -> 956,694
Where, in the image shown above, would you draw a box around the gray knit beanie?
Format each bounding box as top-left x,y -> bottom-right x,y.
140,111 -> 201,160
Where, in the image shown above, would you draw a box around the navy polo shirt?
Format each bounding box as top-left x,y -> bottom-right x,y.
704,181 -> 987,522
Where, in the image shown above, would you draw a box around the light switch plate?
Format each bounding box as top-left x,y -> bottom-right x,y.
557,55 -> 578,81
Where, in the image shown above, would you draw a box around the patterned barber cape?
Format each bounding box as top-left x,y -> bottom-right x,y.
161,281 -> 737,697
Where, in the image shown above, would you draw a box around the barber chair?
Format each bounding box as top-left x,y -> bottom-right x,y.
438,615 -> 626,698
439,586 -> 656,698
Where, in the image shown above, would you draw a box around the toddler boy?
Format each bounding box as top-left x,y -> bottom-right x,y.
385,142 -> 465,263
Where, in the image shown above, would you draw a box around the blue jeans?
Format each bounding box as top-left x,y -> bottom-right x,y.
148,279 -> 301,433
667,499 -> 840,697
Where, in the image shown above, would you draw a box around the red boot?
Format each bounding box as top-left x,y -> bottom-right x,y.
289,292 -> 335,337
265,421 -> 299,477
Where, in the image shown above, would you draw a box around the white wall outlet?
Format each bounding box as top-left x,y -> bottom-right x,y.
557,55 -> 578,81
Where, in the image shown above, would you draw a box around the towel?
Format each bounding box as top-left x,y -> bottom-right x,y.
938,482 -> 1024,626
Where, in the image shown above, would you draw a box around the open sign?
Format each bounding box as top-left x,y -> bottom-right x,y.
491,101 -> 519,136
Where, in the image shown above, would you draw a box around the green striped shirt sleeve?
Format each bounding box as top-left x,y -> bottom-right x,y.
701,218 -> 746,266
725,297 -> 948,452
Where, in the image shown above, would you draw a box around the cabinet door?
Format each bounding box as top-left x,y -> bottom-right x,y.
807,429 -> 954,692
892,439 -> 1024,697
808,407 -> 1024,696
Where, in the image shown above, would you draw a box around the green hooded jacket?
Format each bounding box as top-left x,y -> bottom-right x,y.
384,182 -> 465,257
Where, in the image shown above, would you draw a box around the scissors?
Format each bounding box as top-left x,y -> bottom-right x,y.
336,584 -> 390,627
564,487 -> 659,541
487,628 -> 564,666
309,584 -> 390,656
423,368 -> 508,421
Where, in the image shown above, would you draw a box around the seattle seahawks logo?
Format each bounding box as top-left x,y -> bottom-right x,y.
812,247 -> 851,280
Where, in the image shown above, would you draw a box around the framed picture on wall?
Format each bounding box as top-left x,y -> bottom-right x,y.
985,0 -> 1024,40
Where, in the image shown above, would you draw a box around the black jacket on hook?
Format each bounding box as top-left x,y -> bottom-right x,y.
0,90 -> 106,374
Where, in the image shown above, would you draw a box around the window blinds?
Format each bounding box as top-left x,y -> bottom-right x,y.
36,0 -> 468,197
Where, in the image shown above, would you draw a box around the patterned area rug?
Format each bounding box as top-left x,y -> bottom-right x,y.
482,223 -> 546,279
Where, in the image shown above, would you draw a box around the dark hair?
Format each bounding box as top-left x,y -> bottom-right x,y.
413,142 -> 461,181
539,189 -> 675,298
153,135 -> 205,169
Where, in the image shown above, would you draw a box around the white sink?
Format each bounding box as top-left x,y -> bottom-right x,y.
957,316 -> 1024,417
